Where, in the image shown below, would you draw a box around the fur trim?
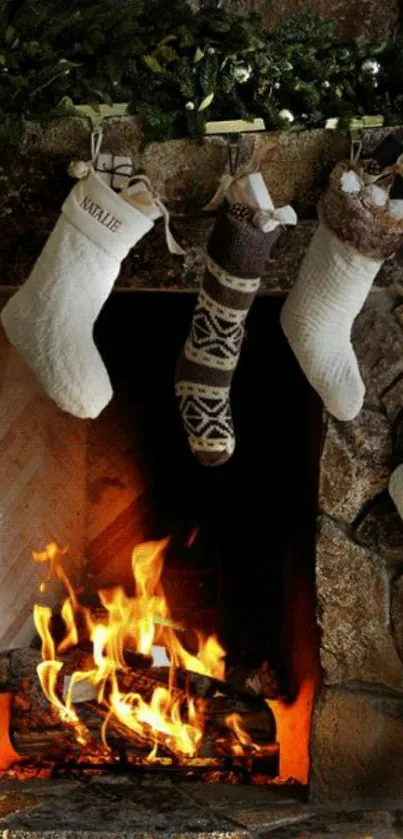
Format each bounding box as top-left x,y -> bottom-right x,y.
321,161 -> 403,260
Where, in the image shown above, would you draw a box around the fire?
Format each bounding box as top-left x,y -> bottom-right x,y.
32,539 -> 251,762
225,713 -> 258,755
33,604 -> 89,747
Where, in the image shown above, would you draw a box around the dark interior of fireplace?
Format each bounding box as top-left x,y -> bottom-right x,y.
91,292 -> 323,779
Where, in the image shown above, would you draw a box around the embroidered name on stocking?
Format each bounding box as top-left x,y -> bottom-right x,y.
80,196 -> 122,233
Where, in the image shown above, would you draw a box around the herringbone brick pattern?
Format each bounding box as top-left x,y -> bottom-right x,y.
84,400 -> 147,590
0,326 -> 87,649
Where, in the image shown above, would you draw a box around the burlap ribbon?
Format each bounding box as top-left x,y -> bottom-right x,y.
122,175 -> 185,256
203,169 -> 254,212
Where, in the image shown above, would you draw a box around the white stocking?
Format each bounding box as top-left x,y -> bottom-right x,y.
280,222 -> 382,421
1,171 -> 154,419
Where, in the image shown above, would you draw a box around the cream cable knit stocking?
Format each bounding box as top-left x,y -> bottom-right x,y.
281,222 -> 382,421
1,171 -> 154,419
281,159 -> 403,422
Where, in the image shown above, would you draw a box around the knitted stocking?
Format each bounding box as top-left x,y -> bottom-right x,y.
175,202 -> 280,466
1,171 -> 156,419
281,162 -> 403,421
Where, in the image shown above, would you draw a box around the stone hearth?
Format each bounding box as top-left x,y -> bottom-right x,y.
2,121 -> 403,807
2,776 -> 403,839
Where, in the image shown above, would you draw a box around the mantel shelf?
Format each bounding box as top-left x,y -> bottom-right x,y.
0,218 -> 401,301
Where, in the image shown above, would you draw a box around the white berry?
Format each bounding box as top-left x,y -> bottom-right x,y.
279,109 -> 295,124
362,59 -> 380,75
233,63 -> 252,84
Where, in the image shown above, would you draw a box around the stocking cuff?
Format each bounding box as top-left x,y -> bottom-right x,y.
207,203 -> 280,278
62,170 -> 153,261
321,162 -> 403,261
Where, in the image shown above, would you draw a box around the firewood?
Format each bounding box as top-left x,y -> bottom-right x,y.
0,648 -> 276,765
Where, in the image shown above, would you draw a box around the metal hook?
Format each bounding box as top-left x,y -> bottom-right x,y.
349,121 -> 363,168
227,136 -> 241,176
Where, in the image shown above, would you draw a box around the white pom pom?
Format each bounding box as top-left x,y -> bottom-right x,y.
388,199 -> 403,220
67,160 -> 92,180
362,183 -> 388,207
340,170 -> 362,194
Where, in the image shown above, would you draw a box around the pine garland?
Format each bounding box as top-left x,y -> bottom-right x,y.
0,0 -> 401,144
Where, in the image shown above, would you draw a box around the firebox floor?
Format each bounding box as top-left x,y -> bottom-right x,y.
0,776 -> 403,838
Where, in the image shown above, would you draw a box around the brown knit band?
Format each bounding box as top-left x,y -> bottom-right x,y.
208,203 -> 281,277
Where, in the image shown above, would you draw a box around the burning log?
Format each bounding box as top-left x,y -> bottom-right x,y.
0,648 -> 277,768
0,540 -> 278,777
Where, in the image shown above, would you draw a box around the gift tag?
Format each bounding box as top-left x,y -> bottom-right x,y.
111,156 -> 134,190
96,154 -> 133,190
246,172 -> 275,210
228,171 -> 275,211
96,153 -> 114,186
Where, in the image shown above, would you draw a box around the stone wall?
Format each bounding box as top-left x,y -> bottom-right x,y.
310,290 -> 403,803
188,0 -> 400,40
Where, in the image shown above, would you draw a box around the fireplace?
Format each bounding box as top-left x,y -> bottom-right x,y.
3,277 -> 403,817
0,291 -> 322,791
3,126 -> 403,836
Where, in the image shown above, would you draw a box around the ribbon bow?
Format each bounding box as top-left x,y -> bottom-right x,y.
252,205 -> 297,232
203,169 -> 297,232
122,175 -> 185,257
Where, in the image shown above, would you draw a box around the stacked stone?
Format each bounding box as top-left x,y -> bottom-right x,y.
311,290 -> 403,802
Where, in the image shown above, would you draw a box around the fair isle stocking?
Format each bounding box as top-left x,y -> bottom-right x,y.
175,204 -> 279,466
281,161 -> 403,422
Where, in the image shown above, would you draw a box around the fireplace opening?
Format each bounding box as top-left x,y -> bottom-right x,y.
0,293 -> 322,789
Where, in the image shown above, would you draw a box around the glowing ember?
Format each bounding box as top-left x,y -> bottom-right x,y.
32,540 -> 254,762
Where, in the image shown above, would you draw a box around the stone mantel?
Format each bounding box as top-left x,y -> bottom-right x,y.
1,118 -> 403,296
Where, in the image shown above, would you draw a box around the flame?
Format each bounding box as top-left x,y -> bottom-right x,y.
32,538 -> 247,762
33,604 -> 89,747
225,713 -> 258,755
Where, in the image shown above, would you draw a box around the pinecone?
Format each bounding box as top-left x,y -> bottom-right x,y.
363,158 -> 384,179
228,202 -> 253,223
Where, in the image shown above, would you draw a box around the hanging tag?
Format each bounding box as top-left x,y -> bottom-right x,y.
111,156 -> 134,190
96,153 -> 114,186
96,154 -> 134,189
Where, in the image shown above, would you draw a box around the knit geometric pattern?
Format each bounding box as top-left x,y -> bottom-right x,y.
175,381 -> 233,456
184,289 -> 252,371
280,222 -> 383,421
176,256 -> 261,465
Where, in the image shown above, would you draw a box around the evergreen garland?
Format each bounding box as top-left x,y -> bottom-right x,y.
0,0 -> 402,144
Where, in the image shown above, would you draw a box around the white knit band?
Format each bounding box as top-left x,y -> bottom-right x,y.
205,254 -> 260,292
